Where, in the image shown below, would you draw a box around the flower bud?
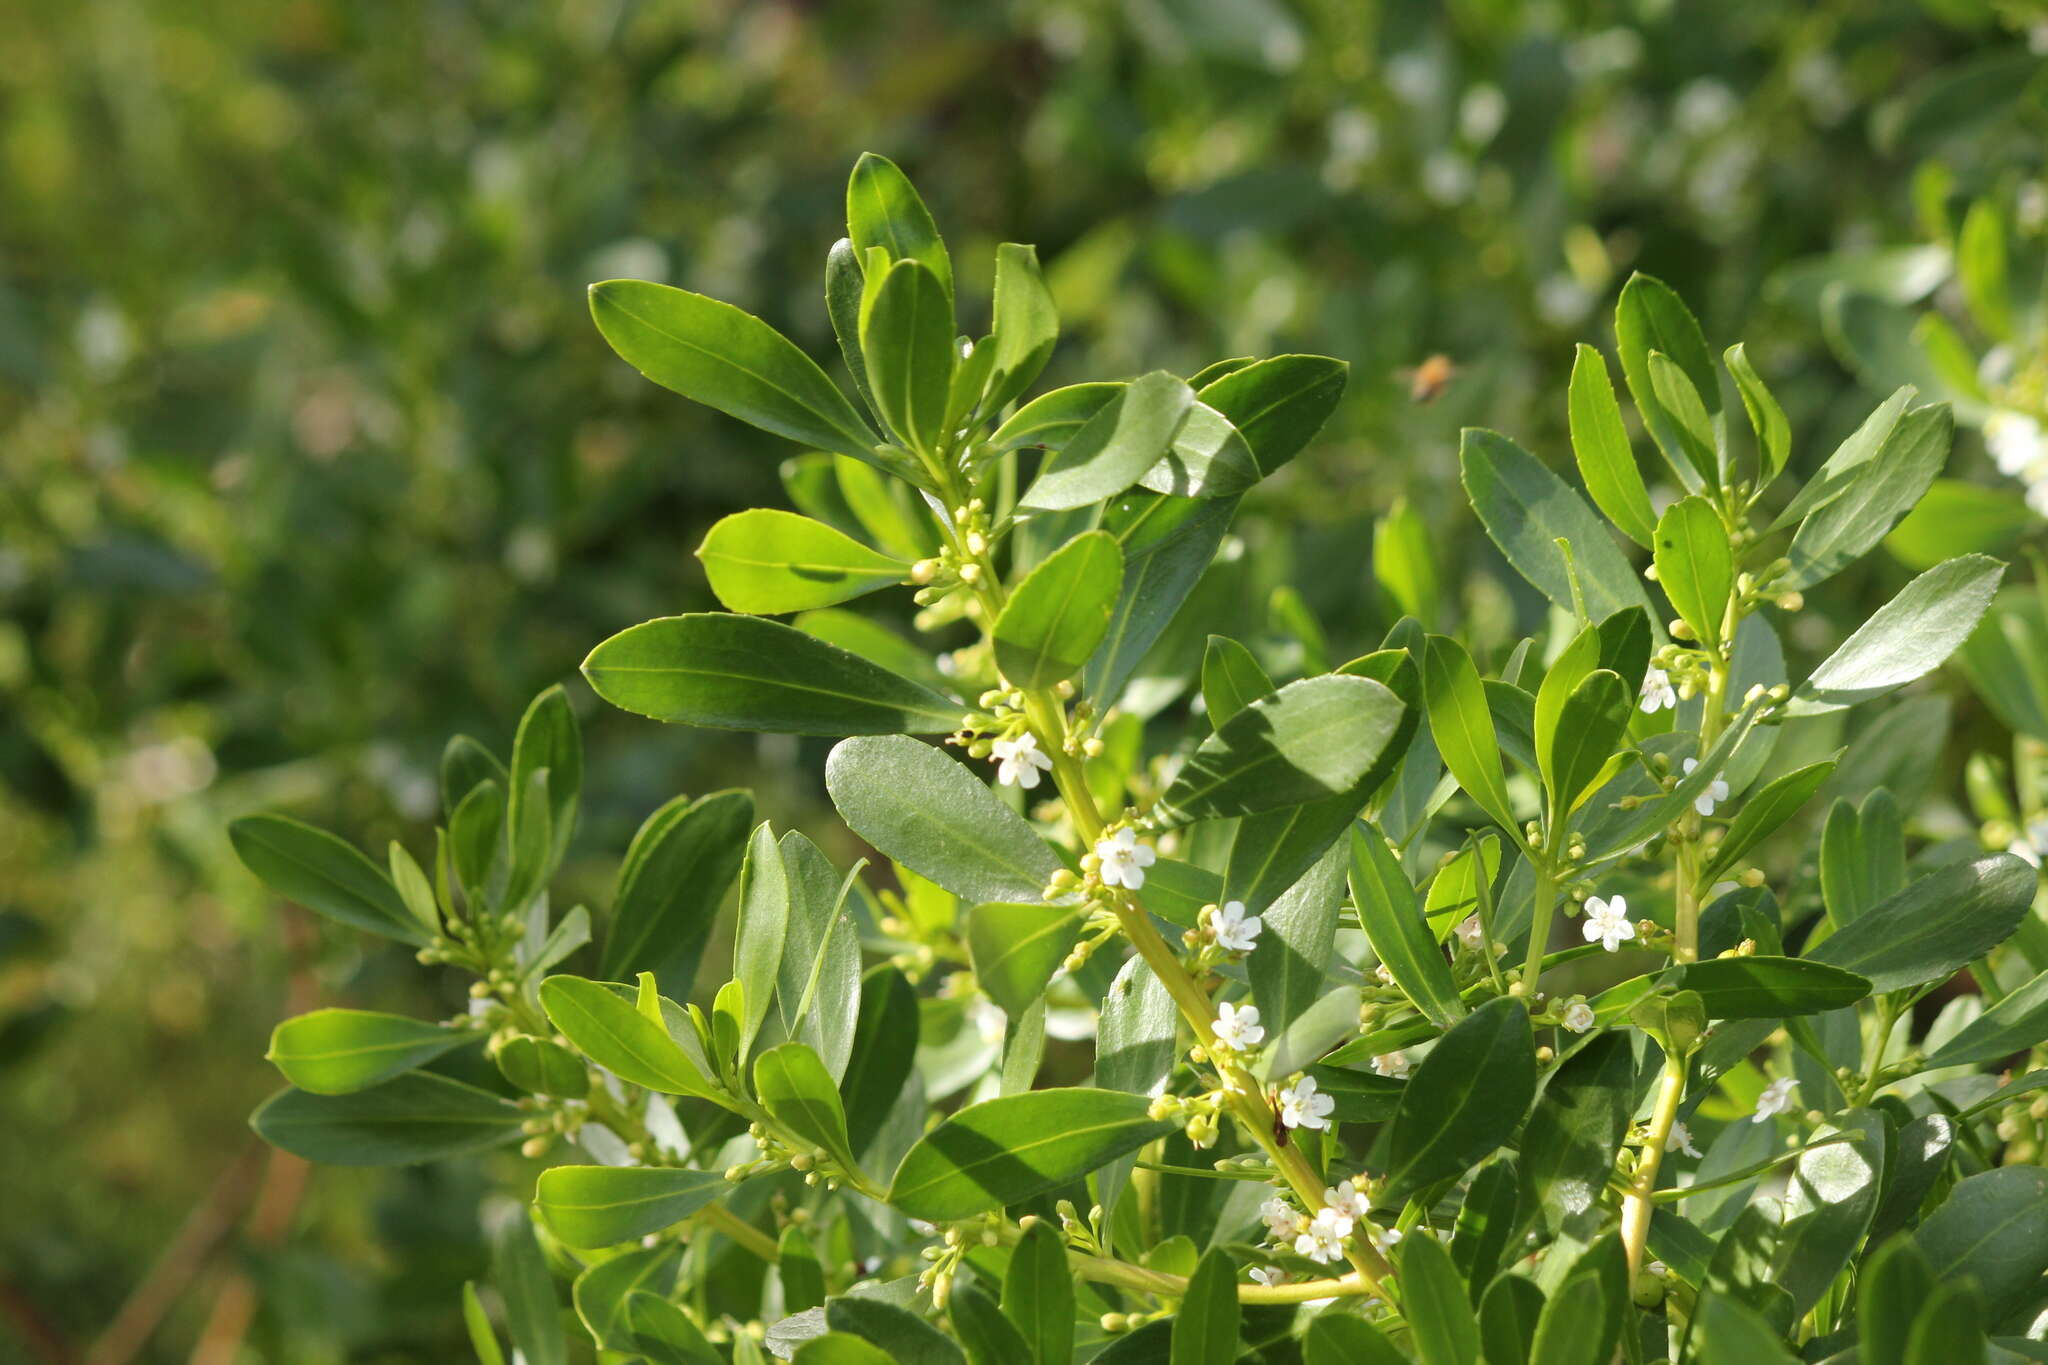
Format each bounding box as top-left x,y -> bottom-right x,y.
911,559 -> 939,585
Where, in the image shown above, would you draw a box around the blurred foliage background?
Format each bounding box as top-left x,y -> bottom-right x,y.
3,0 -> 2044,1360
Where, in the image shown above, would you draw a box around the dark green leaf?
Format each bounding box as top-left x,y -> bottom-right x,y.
950,1283 -> 1030,1365
1805,854 -> 2036,993
768,832 -> 862,1082
510,685 -> 582,878
1305,1315 -> 1406,1365
1769,1108 -> 1886,1318
1083,493 -> 1237,707
1786,556 -> 2004,717
1201,635 -> 1275,728
1520,1032 -> 1636,1238
1349,823 -> 1464,1030
1195,354 -> 1347,479
886,1088 -> 1173,1220
627,1290 -> 724,1365
1243,838 -> 1347,1038
756,1041 -> 859,1170
967,901 -> 1084,1017
1383,998 -> 1536,1201
1860,1234 -> 1938,1365
251,1072 -> 524,1165
491,1210 -> 567,1365
994,531 -> 1123,688
1003,1219 -> 1075,1365
1675,957 -> 1872,1018
1914,1165 -> 2048,1320
1690,1294 -> 1799,1365
1399,1233 -> 1483,1365
1702,760 -> 1837,885
1786,404 -> 1952,590
1421,634 -> 1518,834
842,964 -> 920,1158
535,1166 -> 729,1249
230,814 -> 428,946
538,975 -> 722,1103
1171,1248 -> 1240,1365
604,790 -> 753,997
1154,675 -> 1407,826
826,1295 -> 966,1365
1461,428 -> 1652,623
1478,1275 -> 1545,1365
1725,343 -> 1791,486
1925,967 -> 2048,1068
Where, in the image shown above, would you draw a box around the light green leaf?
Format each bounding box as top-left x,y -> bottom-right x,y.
538,975 -> 725,1104
1200,634 -> 1275,728
993,531 -> 1122,688
1383,998 -> 1535,1201
536,1166 -> 729,1249
966,901 -> 1084,1018
1785,403 -> 1953,590
589,280 -> 879,465
230,814 -> 429,946
768,832 -> 862,1082
1784,555 -> 2004,716
1805,853 -> 2036,992
572,1243 -> 678,1352
862,258 -> 955,456
1615,273 -> 1720,488
626,1290 -> 724,1365
1374,496 -> 1443,621
1349,823 -> 1464,1030
267,1009 -> 477,1095
826,735 -> 1060,904
1887,479 -> 2032,571
1421,634 -> 1518,835
510,684 -> 581,879
886,1089 -> 1173,1220
949,1283 -> 1030,1365
1567,344 -> 1655,547
1654,495 -> 1732,647
250,1072 -> 524,1165
985,243 -> 1058,413
698,509 -> 907,615
847,152 -> 953,301
1767,386 -> 1914,534
583,613 -> 960,735
756,1041 -> 859,1171
1542,668 -> 1631,819
603,790 -> 753,998
1155,674 -> 1407,827
1645,351 -> 1721,486
1725,343 -> 1791,487
988,382 -> 1120,455
1023,370 -> 1193,511
1957,198 -> 2012,341
462,1282 -> 507,1365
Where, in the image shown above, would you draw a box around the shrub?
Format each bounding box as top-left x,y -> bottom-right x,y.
236,156 -> 2048,1363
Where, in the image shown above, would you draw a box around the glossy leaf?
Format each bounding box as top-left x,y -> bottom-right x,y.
1769,1108 -> 1886,1318
1421,634 -> 1517,834
1153,674 -> 1406,826
768,832 -> 862,1082
1701,760 -> 1836,884
698,509 -> 908,615
509,684 -> 581,877
1924,967 -> 2048,1069
1201,634 -> 1274,728
966,901 -> 1084,1017
573,1243 -> 679,1352
985,243 -> 1057,413
841,964 -> 920,1157
1170,1248 -> 1240,1365
1915,1165 -> 2048,1320
1196,354 -> 1347,479
1519,1032 -> 1635,1238
1674,957 -> 1871,1017
603,790 -> 753,996
1023,370 -> 1193,510
993,531 -> 1122,688
1725,343 -> 1791,486
862,258 -> 954,455
251,1072 -> 524,1165
1349,823 -> 1464,1030
230,814 -> 429,946
886,1088 -> 1173,1220
756,1041 -> 859,1171
1382,998 -> 1536,1201
1461,428 -> 1653,623
1785,555 -> 2003,716
1567,343 -> 1655,547
538,975 -> 722,1103
1805,854 -> 2035,993
1002,1219 -> 1075,1365
1654,495 -> 1732,647
266,1009 -> 477,1095
1689,1294 -> 1798,1365
1243,838 -> 1347,1037
1399,1232 -> 1483,1365
1615,273 -> 1720,486
536,1165 -> 729,1249
1785,403 -> 1952,590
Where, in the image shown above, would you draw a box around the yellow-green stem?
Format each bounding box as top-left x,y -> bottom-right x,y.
1620,1051 -> 1687,1277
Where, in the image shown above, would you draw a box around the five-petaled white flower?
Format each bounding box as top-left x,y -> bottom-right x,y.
1666,1122 -> 1703,1158
1682,757 -> 1730,816
1259,1195 -> 1299,1240
1212,899 -> 1263,953
1454,914 -> 1485,950
991,733 -> 1053,789
1582,895 -> 1637,953
1560,999 -> 1596,1033
1324,1181 -> 1371,1225
1639,667 -> 1678,714
1370,1050 -> 1412,1079
1295,1207 -> 1351,1264
1249,1265 -> 1287,1287
1752,1077 -> 1797,1124
1213,1000 -> 1265,1051
1278,1075 -> 1336,1131
1095,827 -> 1158,889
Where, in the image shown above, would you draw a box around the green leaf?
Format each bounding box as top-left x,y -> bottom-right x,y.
1519,1032 -> 1636,1238
583,613 -> 961,735
1768,387 -> 1914,534
734,822 -> 788,1061
266,1009 -> 476,1095
1702,760 -> 1836,885
862,258 -> 955,456
535,1166 -> 730,1249
1868,1115 -> 1955,1251
826,1296 -> 967,1365
1477,1275 -> 1546,1365
1170,1249 -> 1240,1365
1383,998 -> 1536,1201
1243,838 -> 1348,1036
573,1243 -> 678,1352
1904,1282 -> 1986,1365
250,1072 -> 524,1165
1690,1294 -> 1798,1365
603,790 -> 753,997
949,1283 -> 1030,1365
1528,1268 -> 1614,1365
826,239 -> 879,420
967,901 -> 1084,1018
1675,957 -> 1871,1017
887,1088 -> 1173,1220
698,509 -> 908,615
1003,1219 -> 1075,1365
1860,1235 -> 1938,1365
538,975 -> 723,1103
756,1041 -> 859,1170
1542,668 -> 1631,819
1451,1158 -> 1522,1296
1098,956 -> 1177,1100
626,1290 -> 724,1365
1769,1108 -> 1886,1318
1725,343 -> 1791,487
796,1336 -> 897,1365
796,608 -> 954,695
1615,273 -> 1720,487
1460,428 -> 1652,625
1023,370 -> 1193,511
1957,198 -> 2012,341
988,382 -> 1120,455
985,243 -> 1058,414
230,814 -> 429,946
1645,351 -> 1721,486
1156,675 -> 1407,827
1305,1315 -> 1407,1365
777,1227 -> 828,1316
1374,496 -> 1442,622
1399,1233 -> 1483,1365
826,735 -> 1060,904
1201,635 -> 1275,728
462,1283 -> 507,1365
589,279 -> 879,465
1785,403 -> 1953,590
1915,1166 -> 2048,1320
1421,634 -> 1518,834
993,531 -> 1123,688
768,833 -> 863,1082
1654,495 -> 1733,647
510,684 -> 582,878
1195,354 -> 1347,479
841,964 -> 920,1157
1567,344 -> 1655,547
1924,967 -> 2048,1068
1784,555 -> 2004,717
847,152 -> 953,301
494,1035 -> 587,1099
491,1210 -> 567,1365
1887,479 -> 2033,571
1140,399 -> 1260,499
1349,823 -> 1465,1030
1805,854 -> 2036,993
1084,493 -> 1239,707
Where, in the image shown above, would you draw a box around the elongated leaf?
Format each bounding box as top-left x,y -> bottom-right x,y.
536,1166 -> 730,1249
1543,669 -> 1630,817
1170,1248 -> 1240,1365
584,613 -> 959,735
1675,957 -> 1871,1017
590,280 -> 879,464
847,152 -> 952,300
1349,823 -> 1464,1029
538,975 -> 722,1102
769,833 -> 862,1082
627,1291 -> 723,1365
756,1042 -> 859,1170
1244,838 -> 1347,1037
1400,1232 -> 1483,1365
1083,493 -> 1237,707
1306,1315 -> 1406,1365
1520,1032 -> 1636,1238
1528,1268 -> 1614,1365
1024,370 -> 1193,510
1860,1235 -> 1938,1365
1769,386 -> 1914,533
463,1282 -> 507,1365
491,1210 -> 567,1365
1478,1275 -> 1546,1365
1003,1219 -> 1075,1365
573,1243 -> 679,1352
795,1335 -> 896,1365
1805,854 -> 2035,993
1784,555 -> 2004,716
1422,635 -> 1518,833
1869,1115 -> 1954,1251
1690,1294 -> 1798,1365
251,1072 -> 524,1165
948,1283 -> 1029,1365
993,531 -> 1122,688
1615,273 -> 1720,486
1785,403 -> 1952,589
985,243 -> 1057,414
967,901 -> 1084,1017
1568,343 -> 1655,547
1196,354 -> 1347,479
1915,1166 -> 2048,1320
862,258 -> 954,455
989,382 -> 1120,455
734,822 -> 788,1060
1925,967 -> 2048,1069
698,509 -> 907,615
887,1088 -> 1173,1220
1725,343 -> 1791,487
826,239 -> 878,420
1201,634 -> 1275,727
842,964 -> 919,1157
603,790 -> 753,997
1646,351 -> 1721,485
1462,427 -> 1652,624
231,814 -> 429,946
1154,675 -> 1405,826
1383,998 -> 1536,1200
826,735 -> 1060,904
267,1009 -> 477,1095
1098,955 -> 1177,1101
1770,1108 -> 1886,1318
827,1297 -> 965,1365
510,684 -> 582,877
1654,496 -> 1732,647
1702,760 -> 1836,884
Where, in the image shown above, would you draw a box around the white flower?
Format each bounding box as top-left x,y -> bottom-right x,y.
1095,827 -> 1158,890
1560,999 -> 1596,1034
1324,1180 -> 1372,1225
1639,667 -> 1678,714
1370,1050 -> 1411,1080
1259,1195 -> 1300,1241
1376,1226 -> 1403,1248
991,733 -> 1053,789
1454,914 -> 1485,949
1682,757 -> 1730,816
1212,899 -> 1264,953
1278,1076 -> 1336,1131
1582,895 -> 1637,953
1985,410 -> 2047,478
1250,1265 -> 1287,1288
1294,1207 -> 1352,1264
1751,1077 -> 1798,1124
1213,1000 -> 1265,1051
967,995 -> 1007,1046
1666,1122 -> 1703,1158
